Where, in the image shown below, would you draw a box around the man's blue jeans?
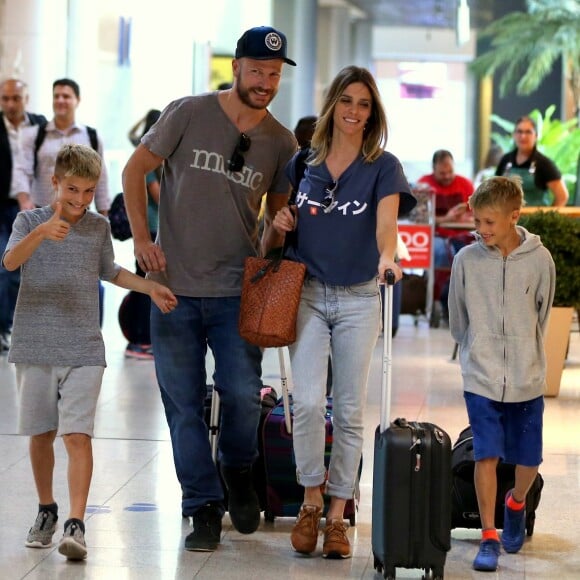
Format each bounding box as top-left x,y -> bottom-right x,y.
0,203 -> 20,334
150,295 -> 263,516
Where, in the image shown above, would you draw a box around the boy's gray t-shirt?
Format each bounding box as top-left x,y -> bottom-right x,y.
141,92 -> 297,297
5,206 -> 121,366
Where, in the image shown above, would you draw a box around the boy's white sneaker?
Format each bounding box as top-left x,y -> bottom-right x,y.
58,519 -> 87,560
25,508 -> 58,548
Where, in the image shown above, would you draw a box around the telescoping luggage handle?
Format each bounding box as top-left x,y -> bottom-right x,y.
278,347 -> 292,434
380,269 -> 396,433
210,388 -> 220,462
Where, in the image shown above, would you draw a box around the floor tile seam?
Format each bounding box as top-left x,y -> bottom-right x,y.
0,445 -> 30,472
92,435 -> 170,443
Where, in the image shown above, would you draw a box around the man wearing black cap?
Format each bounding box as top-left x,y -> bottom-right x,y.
122,26 -> 297,552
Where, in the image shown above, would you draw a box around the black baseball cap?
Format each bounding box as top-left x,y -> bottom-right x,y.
235,26 -> 296,66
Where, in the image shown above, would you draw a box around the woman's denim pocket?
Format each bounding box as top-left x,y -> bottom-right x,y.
345,278 -> 379,298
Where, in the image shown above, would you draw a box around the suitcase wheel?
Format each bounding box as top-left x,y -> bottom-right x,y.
424,567 -> 444,580
429,301 -> 442,328
349,513 -> 356,526
526,510 -> 536,536
264,510 -> 275,523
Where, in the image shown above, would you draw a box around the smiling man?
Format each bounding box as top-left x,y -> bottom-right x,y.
10,79 -> 110,215
122,26 -> 297,552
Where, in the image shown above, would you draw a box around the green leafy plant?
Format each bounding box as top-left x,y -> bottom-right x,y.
490,106 -> 580,197
518,210 -> 580,308
470,0 -> 580,121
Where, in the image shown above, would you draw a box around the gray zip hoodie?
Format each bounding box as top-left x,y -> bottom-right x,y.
449,225 -> 555,403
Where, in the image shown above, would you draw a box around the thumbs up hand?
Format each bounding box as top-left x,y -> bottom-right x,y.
42,202 -> 70,241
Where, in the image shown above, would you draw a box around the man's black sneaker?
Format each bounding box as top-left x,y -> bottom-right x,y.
185,504 -> 222,551
220,465 -> 261,534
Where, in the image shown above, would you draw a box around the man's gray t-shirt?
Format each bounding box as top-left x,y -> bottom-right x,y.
141,92 -> 297,297
5,207 -> 121,366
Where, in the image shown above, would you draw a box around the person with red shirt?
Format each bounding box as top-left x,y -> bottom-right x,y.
418,149 -> 474,266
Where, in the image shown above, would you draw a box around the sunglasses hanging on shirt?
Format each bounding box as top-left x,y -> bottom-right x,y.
228,133 -> 251,172
321,180 -> 339,213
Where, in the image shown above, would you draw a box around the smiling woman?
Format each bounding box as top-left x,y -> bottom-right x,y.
272,65 -> 416,560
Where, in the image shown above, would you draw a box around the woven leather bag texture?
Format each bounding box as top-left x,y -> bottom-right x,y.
239,256 -> 306,348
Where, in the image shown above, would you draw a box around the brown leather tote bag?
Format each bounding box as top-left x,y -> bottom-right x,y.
239,253 -> 306,348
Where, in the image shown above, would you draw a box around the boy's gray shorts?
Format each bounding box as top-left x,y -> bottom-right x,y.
15,364 -> 105,437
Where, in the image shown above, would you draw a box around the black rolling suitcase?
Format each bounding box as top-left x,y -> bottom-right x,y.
372,271 -> 452,580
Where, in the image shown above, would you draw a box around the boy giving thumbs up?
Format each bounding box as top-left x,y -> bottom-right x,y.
1,145 -> 177,562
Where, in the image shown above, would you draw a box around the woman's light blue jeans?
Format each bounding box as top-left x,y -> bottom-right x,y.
289,277 -> 380,500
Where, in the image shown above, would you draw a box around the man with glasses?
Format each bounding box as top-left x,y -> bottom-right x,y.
122,26 -> 297,552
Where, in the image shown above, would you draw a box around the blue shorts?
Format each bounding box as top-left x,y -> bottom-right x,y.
464,392 -> 544,467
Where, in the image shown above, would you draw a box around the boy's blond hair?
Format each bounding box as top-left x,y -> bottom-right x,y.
468,176 -> 525,213
54,144 -> 102,181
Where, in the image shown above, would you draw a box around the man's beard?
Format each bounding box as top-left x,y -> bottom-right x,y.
236,81 -> 277,110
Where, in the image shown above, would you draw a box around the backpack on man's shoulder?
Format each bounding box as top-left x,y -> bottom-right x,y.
108,193 -> 132,241
33,124 -> 99,174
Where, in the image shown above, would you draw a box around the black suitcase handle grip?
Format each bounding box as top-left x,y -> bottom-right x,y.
384,269 -> 396,286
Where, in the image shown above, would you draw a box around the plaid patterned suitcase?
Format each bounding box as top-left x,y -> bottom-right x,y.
261,394 -> 360,524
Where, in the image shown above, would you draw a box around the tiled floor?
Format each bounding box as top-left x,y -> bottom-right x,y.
1,241 -> 579,579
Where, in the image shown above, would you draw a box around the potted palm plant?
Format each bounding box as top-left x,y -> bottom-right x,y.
518,210 -> 580,396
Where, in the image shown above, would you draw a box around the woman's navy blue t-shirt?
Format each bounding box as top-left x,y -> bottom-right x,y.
284,150 -> 415,286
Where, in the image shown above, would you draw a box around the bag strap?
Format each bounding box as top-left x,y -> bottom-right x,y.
282,147 -> 310,254
290,146 -> 310,202
251,147 -> 310,282
33,122 -> 48,175
86,126 -> 99,153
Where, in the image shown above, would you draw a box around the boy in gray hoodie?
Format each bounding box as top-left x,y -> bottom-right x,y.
449,176 -> 555,572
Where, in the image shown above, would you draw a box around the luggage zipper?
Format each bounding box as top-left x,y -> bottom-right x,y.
452,435 -> 473,452
407,422 -> 425,564
410,436 -> 421,472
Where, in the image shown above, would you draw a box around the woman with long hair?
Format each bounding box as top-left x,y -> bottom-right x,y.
273,65 -> 415,559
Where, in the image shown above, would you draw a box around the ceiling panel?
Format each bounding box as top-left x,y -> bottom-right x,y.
346,0 -> 497,29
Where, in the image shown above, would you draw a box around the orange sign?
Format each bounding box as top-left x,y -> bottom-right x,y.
398,224 -> 432,269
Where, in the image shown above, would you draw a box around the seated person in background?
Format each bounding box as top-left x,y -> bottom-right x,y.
418,149 -> 475,266
495,116 -> 568,207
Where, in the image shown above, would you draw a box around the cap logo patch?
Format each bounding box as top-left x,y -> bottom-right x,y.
265,32 -> 282,52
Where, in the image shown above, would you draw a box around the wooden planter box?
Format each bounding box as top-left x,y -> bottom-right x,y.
544,306 -> 574,397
